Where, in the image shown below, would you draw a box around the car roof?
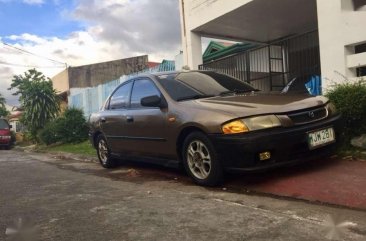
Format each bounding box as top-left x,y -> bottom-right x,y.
137,70 -> 216,79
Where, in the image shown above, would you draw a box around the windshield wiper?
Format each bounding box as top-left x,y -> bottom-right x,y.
219,89 -> 259,96
176,94 -> 214,101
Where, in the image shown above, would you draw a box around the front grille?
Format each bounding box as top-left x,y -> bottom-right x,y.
288,107 -> 327,125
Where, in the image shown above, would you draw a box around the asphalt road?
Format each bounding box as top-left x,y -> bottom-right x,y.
0,149 -> 365,241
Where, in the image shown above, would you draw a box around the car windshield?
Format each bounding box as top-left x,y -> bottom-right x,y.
0,119 -> 9,129
156,71 -> 257,101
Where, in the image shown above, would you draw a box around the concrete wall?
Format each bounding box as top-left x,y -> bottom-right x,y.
51,69 -> 69,94
317,0 -> 366,91
52,56 -> 148,92
68,55 -> 148,89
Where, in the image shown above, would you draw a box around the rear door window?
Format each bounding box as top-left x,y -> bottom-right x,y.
109,81 -> 133,110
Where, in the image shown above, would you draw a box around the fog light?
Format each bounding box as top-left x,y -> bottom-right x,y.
259,151 -> 271,161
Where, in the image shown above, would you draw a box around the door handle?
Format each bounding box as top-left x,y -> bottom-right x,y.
100,117 -> 106,123
126,116 -> 134,123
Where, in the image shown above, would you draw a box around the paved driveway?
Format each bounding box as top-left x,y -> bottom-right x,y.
0,150 -> 365,241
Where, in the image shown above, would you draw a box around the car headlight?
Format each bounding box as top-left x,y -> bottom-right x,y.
222,120 -> 249,134
326,102 -> 337,116
222,115 -> 281,134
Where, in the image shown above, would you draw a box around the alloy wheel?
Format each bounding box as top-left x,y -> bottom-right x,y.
186,140 -> 212,179
98,139 -> 108,165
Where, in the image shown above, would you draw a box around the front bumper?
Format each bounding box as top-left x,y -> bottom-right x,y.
0,141 -> 11,146
209,115 -> 341,172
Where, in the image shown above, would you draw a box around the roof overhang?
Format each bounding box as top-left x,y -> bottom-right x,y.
192,0 -> 318,43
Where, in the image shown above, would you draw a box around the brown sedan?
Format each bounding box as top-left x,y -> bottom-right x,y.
89,71 -> 340,186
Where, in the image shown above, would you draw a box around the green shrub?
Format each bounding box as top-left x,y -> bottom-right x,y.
38,108 -> 88,145
326,79 -> 366,145
59,108 -> 89,143
38,118 -> 64,145
23,131 -> 37,143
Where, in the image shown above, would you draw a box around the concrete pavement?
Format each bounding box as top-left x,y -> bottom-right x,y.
0,150 -> 365,241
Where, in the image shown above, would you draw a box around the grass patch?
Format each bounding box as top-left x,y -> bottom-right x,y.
337,146 -> 366,160
39,141 -> 96,156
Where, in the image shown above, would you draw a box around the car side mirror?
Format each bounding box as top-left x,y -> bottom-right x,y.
141,95 -> 167,108
9,125 -> 12,129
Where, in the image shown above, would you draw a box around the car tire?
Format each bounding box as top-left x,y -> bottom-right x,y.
5,145 -> 11,150
96,134 -> 117,168
182,132 -> 224,186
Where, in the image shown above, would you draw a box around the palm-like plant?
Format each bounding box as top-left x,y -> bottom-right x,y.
8,69 -> 60,138
0,93 -> 9,117
0,93 -> 5,108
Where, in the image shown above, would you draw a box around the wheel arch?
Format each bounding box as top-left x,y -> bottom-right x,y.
93,131 -> 103,148
176,126 -> 207,162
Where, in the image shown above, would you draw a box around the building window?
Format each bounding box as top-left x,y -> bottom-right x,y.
355,43 -> 366,77
10,120 -> 24,133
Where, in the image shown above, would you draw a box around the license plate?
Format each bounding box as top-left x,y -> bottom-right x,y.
308,127 -> 335,149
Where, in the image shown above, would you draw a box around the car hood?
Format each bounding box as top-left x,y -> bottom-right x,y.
195,92 -> 328,117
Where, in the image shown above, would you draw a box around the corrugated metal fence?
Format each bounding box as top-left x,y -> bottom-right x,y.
69,60 -> 175,117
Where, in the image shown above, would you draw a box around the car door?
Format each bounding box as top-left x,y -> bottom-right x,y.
122,78 -> 172,158
100,80 -> 133,153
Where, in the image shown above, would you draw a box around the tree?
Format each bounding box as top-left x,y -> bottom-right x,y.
0,93 -> 5,107
0,93 -> 9,117
8,69 -> 60,139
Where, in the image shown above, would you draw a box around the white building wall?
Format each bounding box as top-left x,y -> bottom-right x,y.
179,0 -> 253,69
175,52 -> 184,70
183,0 -> 253,30
317,0 -> 366,91
180,0 -> 366,93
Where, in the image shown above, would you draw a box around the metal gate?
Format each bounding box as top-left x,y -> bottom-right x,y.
199,30 -> 321,92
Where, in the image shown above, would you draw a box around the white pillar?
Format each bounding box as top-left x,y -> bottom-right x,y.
317,0 -> 345,93
179,0 -> 203,70
184,31 -> 203,70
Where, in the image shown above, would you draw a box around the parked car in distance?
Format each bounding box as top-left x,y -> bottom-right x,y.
0,118 -> 12,150
89,71 -> 341,186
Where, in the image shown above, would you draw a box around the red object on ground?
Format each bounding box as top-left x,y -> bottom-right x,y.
237,158 -> 366,210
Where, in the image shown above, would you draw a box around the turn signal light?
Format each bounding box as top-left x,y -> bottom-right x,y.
222,120 -> 249,134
